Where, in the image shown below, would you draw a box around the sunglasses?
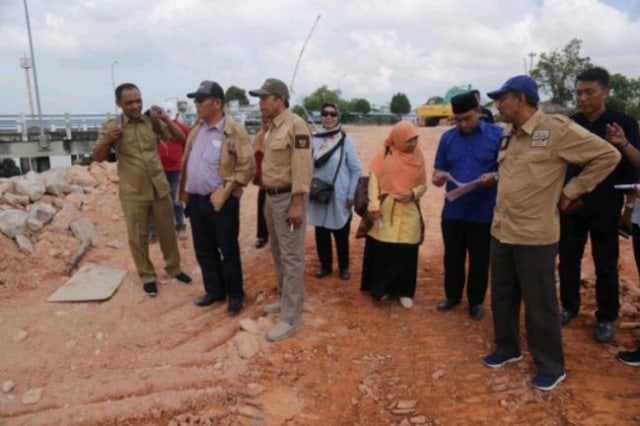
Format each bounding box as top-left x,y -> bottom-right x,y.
321,111 -> 338,117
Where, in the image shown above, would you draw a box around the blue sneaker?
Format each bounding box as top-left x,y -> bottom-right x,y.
530,371 -> 566,391
483,352 -> 523,368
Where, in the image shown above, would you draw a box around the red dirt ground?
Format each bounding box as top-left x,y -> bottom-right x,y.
1,125 -> 639,426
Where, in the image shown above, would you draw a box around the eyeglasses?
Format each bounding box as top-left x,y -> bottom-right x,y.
321,111 -> 338,117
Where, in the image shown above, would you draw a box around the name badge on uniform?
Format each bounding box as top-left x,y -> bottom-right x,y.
499,134 -> 511,150
294,134 -> 310,149
531,130 -> 550,148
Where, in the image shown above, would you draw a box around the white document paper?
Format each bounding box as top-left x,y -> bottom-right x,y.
435,171 -> 482,201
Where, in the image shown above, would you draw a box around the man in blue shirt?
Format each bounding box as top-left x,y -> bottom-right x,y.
432,92 -> 502,320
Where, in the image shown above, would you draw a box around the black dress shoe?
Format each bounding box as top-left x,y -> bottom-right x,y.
194,294 -> 225,307
255,238 -> 268,249
339,269 -> 351,281
228,299 -> 243,316
469,304 -> 484,320
437,299 -> 460,311
143,282 -> 158,297
174,272 -> 192,284
315,268 -> 332,279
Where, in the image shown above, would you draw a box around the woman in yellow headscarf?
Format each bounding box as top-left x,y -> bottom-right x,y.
360,121 -> 427,309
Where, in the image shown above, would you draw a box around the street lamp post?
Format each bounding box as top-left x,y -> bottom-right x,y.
110,60 -> 122,127
22,0 -> 50,173
22,0 -> 47,152
19,56 -> 35,116
111,60 -> 119,93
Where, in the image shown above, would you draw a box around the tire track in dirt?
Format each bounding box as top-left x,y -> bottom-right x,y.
2,126 -> 639,425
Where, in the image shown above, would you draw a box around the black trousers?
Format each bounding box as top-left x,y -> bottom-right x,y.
360,236 -> 419,300
256,188 -> 269,241
188,194 -> 244,301
314,216 -> 352,271
633,224 -> 640,281
558,213 -> 620,322
441,219 -> 491,306
490,238 -> 564,376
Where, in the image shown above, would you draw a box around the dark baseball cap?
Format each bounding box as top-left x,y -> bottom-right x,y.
249,78 -> 290,100
487,75 -> 540,103
186,80 -> 225,101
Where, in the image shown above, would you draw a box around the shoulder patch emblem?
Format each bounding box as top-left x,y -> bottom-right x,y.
531,129 -> 550,148
294,134 -> 310,149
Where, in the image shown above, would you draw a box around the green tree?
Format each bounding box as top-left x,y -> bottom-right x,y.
303,85 -> 341,111
351,98 -> 371,114
608,73 -> 640,118
292,105 -> 307,118
225,85 -> 249,106
531,38 -> 593,105
390,92 -> 411,114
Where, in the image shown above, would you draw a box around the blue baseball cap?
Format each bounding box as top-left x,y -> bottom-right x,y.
487,75 -> 539,103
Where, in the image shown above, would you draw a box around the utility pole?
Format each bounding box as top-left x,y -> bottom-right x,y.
528,52 -> 536,75
19,56 -> 35,116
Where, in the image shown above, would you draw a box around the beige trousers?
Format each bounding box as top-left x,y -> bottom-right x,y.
121,195 -> 181,284
264,192 -> 306,324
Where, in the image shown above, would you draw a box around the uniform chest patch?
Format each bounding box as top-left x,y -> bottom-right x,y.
531,130 -> 550,148
294,134 -> 310,149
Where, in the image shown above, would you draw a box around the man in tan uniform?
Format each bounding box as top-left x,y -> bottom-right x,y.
178,80 -> 255,316
249,78 -> 312,341
481,75 -> 620,391
93,83 -> 192,296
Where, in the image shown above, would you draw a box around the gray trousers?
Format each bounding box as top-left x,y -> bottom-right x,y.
490,237 -> 565,375
264,192 -> 305,325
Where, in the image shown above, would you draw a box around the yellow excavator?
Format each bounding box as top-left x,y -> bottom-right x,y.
416,84 -> 473,126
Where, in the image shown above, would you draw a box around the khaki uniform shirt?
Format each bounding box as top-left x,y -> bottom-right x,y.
491,110 -> 621,245
262,109 -> 312,194
178,115 -> 255,211
95,114 -> 172,201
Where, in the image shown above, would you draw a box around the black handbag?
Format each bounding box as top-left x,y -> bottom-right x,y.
309,139 -> 344,204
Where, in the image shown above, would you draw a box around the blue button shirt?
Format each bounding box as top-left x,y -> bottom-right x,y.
433,120 -> 502,224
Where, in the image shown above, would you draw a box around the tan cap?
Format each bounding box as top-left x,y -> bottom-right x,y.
249,78 -> 290,100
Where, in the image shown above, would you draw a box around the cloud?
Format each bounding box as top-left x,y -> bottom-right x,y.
0,0 -> 638,115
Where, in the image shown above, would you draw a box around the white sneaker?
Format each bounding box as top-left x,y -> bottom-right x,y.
399,297 -> 414,309
266,321 -> 301,342
263,302 -> 281,314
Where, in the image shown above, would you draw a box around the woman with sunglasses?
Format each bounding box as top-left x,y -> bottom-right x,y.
307,102 -> 362,280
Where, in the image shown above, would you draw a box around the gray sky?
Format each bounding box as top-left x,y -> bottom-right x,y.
1,0 -> 639,115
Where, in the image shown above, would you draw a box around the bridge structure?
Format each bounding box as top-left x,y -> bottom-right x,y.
0,108 -> 262,173
0,113 -> 111,171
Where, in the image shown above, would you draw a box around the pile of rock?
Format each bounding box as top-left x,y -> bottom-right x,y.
0,162 -> 118,272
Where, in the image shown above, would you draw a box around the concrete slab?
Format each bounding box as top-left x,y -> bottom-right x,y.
47,263 -> 126,302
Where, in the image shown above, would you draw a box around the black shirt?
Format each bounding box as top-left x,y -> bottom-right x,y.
567,107 -> 640,217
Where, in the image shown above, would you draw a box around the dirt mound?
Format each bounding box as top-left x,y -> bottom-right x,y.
1,126 -> 639,425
